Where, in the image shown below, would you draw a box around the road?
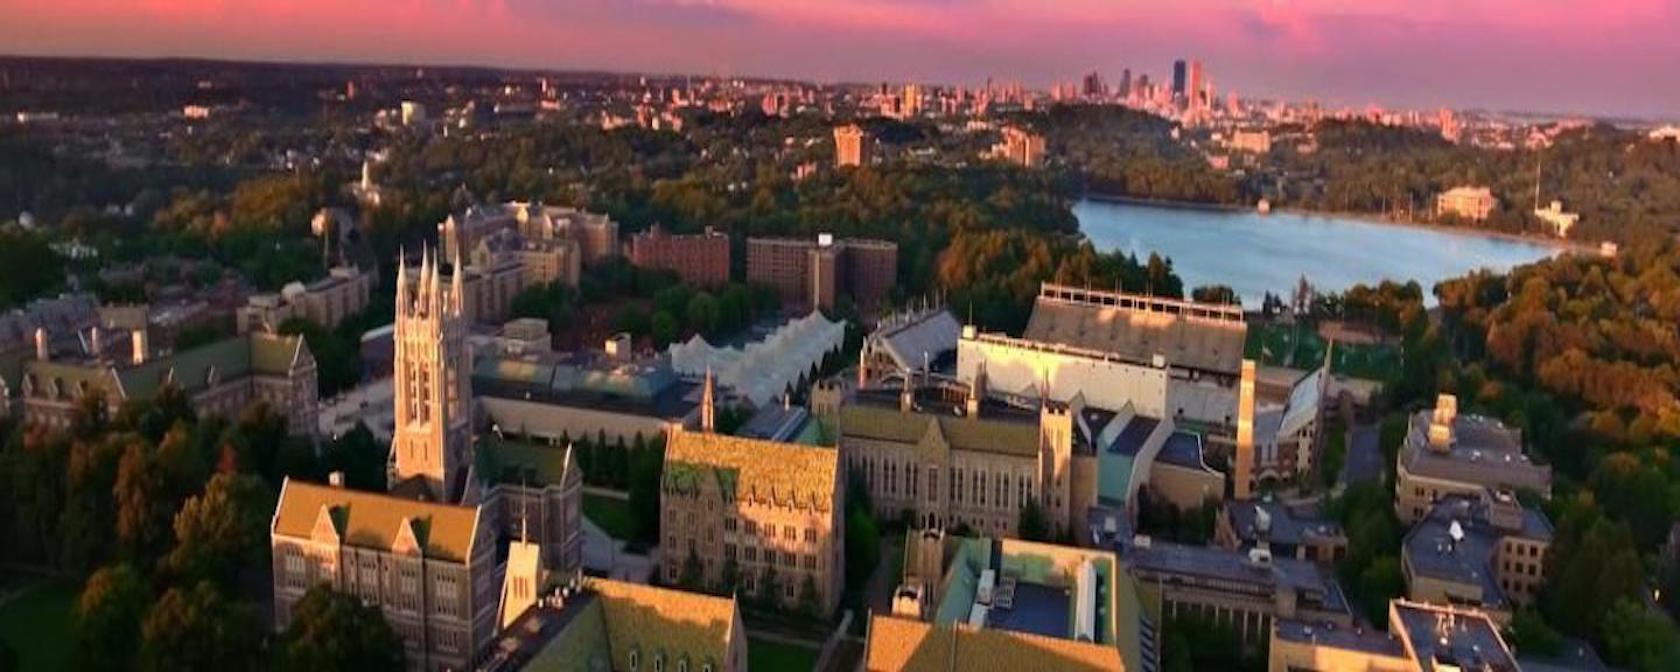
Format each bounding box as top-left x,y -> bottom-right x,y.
1338,421 -> 1385,488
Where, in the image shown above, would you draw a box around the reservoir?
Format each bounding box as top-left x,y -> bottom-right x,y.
1075,199 -> 1560,306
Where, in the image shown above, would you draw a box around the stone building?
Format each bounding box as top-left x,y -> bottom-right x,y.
270,477 -> 500,672
236,265 -> 372,334
12,326 -> 317,437
473,228 -> 582,289
441,202 -> 619,267
660,427 -> 844,614
1436,186 -> 1498,222
273,250 -> 586,670
629,225 -> 731,288
1394,395 -> 1551,524
830,369 -> 1223,541
486,578 -> 748,672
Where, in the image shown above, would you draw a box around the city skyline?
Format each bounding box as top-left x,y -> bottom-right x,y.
1,0 -> 1677,119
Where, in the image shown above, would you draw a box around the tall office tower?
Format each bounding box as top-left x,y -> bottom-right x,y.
1119,69 -> 1133,100
1188,60 -> 1205,109
902,83 -> 923,118
388,249 -> 474,503
1171,59 -> 1187,99
1082,71 -> 1106,98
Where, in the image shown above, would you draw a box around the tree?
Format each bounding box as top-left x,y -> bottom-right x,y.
844,502 -> 880,604
74,563 -> 150,672
1018,497 -> 1052,542
139,581 -> 264,672
321,423 -> 387,491
679,544 -> 705,590
718,557 -> 741,596
114,437 -> 173,565
799,575 -> 822,619
1602,598 -> 1680,672
278,585 -> 406,672
167,472 -> 276,588
650,310 -> 680,348
757,566 -> 782,612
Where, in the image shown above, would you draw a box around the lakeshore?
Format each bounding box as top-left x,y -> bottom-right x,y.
1082,192 -> 1599,254
1075,198 -> 1563,306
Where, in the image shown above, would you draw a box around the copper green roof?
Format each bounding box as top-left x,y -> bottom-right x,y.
840,404 -> 1042,458
20,332 -> 310,402
664,430 -> 840,512
476,437 -> 575,487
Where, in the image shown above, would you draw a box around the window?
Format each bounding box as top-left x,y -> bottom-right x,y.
784,525 -> 796,541
724,517 -> 737,533
803,555 -> 816,570
744,520 -> 757,535
630,650 -> 640,671
785,583 -> 796,598
783,551 -> 796,567
725,544 -> 737,560
654,653 -> 664,672
745,547 -> 757,563
804,528 -> 816,544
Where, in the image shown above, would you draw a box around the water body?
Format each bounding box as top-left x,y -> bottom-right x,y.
1075,199 -> 1560,306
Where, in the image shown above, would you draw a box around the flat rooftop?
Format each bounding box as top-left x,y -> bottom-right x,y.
1402,410 -> 1550,492
1393,601 -> 1519,672
1274,619 -> 1405,658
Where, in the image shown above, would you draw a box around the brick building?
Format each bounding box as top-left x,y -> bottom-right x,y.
629,225 -> 731,287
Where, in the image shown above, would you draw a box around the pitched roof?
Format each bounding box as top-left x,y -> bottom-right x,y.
271,478 -> 482,562
840,404 -> 1042,458
21,331 -> 311,402
864,615 -> 1124,672
664,430 -> 840,512
593,580 -> 739,672
476,438 -> 576,487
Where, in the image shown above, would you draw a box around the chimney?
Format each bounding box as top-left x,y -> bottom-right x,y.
34,327 -> 49,361
1428,394 -> 1458,451
1234,359 -> 1257,500
131,329 -> 148,365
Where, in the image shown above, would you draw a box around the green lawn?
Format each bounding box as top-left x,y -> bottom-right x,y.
583,493 -> 638,541
1245,321 -> 1400,381
0,579 -> 79,672
748,637 -> 820,672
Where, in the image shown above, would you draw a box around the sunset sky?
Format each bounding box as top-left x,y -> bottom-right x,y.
2,0 -> 1677,118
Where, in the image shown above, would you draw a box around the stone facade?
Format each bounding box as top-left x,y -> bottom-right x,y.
660,429 -> 844,614
17,329 -> 317,437
236,265 -> 372,334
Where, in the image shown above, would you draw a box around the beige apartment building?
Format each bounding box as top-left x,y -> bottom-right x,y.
1268,599 -> 1519,672
271,478 -> 501,672
660,428 -> 844,614
1436,186 -> 1498,221
834,124 -> 872,167
236,265 -> 372,334
1394,395 -> 1551,524
1400,491 -> 1550,622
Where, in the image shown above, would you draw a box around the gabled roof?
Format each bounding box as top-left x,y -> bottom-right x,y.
864,614 -> 1124,672
271,478 -> 482,562
664,430 -> 839,512
594,580 -> 738,672
839,404 -> 1042,458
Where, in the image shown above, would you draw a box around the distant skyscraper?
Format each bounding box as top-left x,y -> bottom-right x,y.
1188,60 -> 1205,109
1082,71 -> 1106,99
1119,69 -> 1133,100
834,124 -> 872,168
1171,59 -> 1187,99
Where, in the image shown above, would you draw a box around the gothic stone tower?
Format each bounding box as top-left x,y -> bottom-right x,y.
389,248 -> 474,502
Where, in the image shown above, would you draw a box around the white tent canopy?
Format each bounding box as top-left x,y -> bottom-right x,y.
667,311 -> 846,407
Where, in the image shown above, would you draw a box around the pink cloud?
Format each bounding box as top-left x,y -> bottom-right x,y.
0,0 -> 1675,116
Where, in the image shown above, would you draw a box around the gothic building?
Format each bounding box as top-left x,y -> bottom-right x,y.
273,248 -> 584,671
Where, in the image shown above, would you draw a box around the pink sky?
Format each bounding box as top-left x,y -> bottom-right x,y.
1,0 -> 1677,117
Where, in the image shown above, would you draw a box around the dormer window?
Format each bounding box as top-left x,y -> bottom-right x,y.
629,648 -> 640,671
